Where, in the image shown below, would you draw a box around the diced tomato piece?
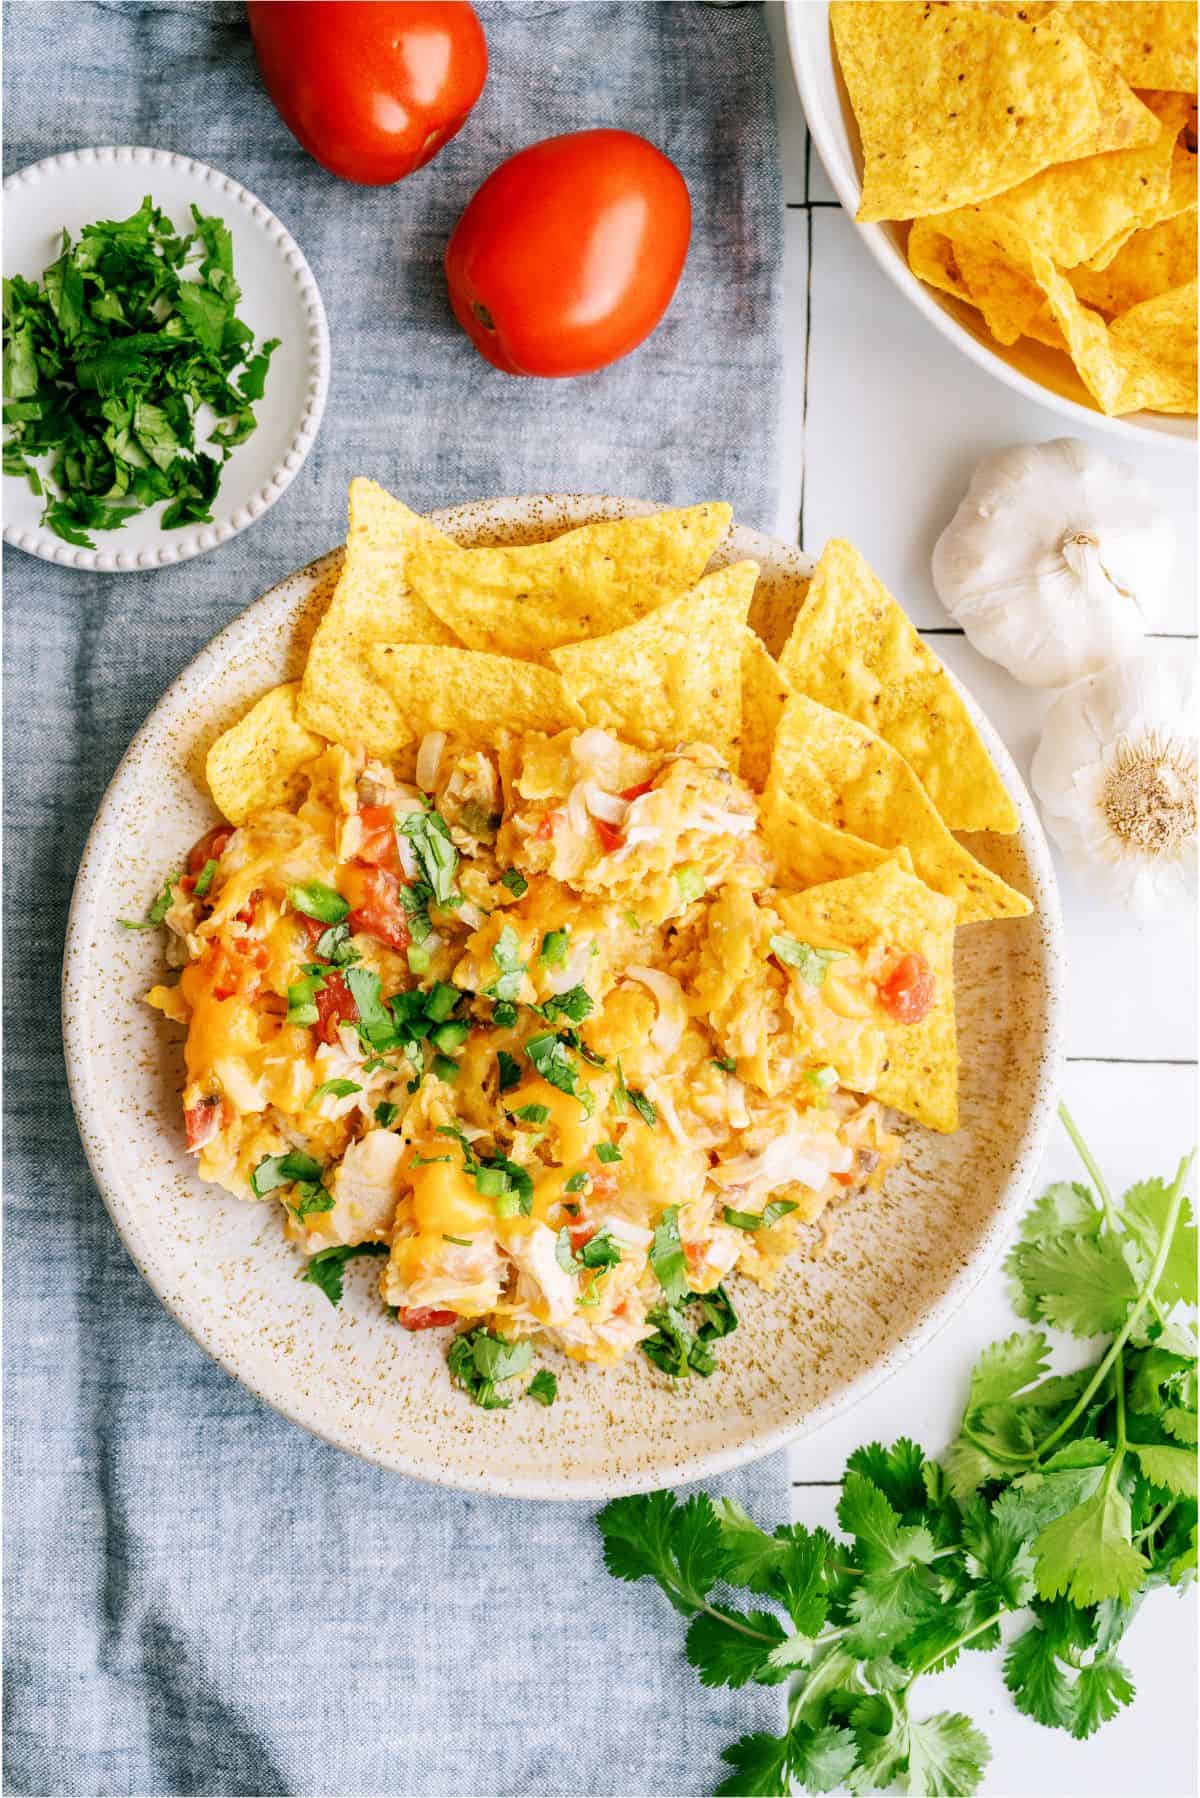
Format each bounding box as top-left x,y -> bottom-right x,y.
187,825 -> 233,874
207,938 -> 268,1001
314,971 -> 359,1045
397,1307 -> 458,1331
620,777 -> 656,801
340,863 -> 411,953
592,816 -> 625,853
356,804 -> 403,874
878,951 -> 936,1025
532,809 -> 562,843
184,1096 -> 226,1152
234,888 -> 263,927
299,913 -> 327,948
568,1221 -> 597,1255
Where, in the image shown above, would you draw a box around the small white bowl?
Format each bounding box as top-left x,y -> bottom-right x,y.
787,1 -> 1197,451
62,494 -> 1065,1499
3,147 -> 330,571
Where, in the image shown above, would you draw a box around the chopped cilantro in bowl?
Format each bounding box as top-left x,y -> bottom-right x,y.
2,192 -> 279,548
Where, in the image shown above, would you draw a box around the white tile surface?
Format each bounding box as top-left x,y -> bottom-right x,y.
770,17 -> 1198,1795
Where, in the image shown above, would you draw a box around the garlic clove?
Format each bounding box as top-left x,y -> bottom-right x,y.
932,439 -> 1174,689
1031,655 -> 1197,914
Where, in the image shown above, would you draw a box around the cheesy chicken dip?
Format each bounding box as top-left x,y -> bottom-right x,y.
136,482 -> 1030,1404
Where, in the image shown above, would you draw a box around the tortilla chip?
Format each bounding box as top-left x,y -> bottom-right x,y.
206,682 -> 326,825
908,220 -> 975,303
908,219 -> 1066,348
405,504 -> 733,658
832,1 -> 1156,222
779,541 -> 1018,835
364,643 -> 581,748
1053,3 -> 1199,94
1070,207 -> 1198,312
762,792 -> 895,889
775,860 -> 959,1132
748,571 -> 811,662
1109,277 -> 1200,409
954,234 -> 1064,345
765,694 -> 1031,924
738,631 -> 792,792
1033,249 -> 1198,411
298,480 -> 462,751
548,561 -> 757,763
932,90 -> 1187,276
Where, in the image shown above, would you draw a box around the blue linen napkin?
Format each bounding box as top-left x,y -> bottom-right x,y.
3,4 -> 786,1792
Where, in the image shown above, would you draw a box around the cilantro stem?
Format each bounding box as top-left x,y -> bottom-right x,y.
1057,1102 -> 1118,1230
697,1601 -> 785,1645
908,1607 -> 1006,1681
1134,1497 -> 1178,1545
1034,1147 -> 1195,1463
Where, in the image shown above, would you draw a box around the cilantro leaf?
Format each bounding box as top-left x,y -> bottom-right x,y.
905,1712 -> 990,1796
1033,1463 -> 1148,1606
1130,1441 -> 1198,1497
649,1206 -> 689,1304
598,1491 -> 726,1616
447,1327 -> 532,1408
526,1368 -> 557,1406
1006,1231 -> 1138,1337
300,1242 -> 388,1307
685,1607 -> 787,1688
1119,1177 -> 1198,1308
714,1732 -> 792,1798
398,809 -> 459,905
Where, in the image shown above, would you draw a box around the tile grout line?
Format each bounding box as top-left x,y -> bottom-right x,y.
796,210 -> 814,551
1067,1055 -> 1198,1066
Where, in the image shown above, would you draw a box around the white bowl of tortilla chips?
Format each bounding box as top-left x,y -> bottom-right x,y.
789,0 -> 1197,444
64,486 -> 1064,1498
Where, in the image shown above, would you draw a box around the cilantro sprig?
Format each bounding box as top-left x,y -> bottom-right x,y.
598,1105 -> 1197,1795
3,196 -> 278,546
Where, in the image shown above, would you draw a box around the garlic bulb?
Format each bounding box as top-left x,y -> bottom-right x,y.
1031,656 -> 1196,913
932,439 -> 1174,689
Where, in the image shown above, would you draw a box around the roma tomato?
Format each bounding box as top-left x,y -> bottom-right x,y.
248,1 -> 488,186
444,128 -> 691,376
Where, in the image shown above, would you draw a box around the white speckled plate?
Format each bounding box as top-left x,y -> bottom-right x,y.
3,147 -> 330,571
63,496 -> 1066,1499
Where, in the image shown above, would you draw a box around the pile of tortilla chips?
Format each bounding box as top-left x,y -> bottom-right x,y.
205,480 -> 1034,1135
832,0 -> 1198,416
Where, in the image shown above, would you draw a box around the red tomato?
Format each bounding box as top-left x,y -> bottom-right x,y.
445,128 -> 691,376
356,804 -> 402,875
314,972 -> 359,1046
397,1307 -> 458,1330
248,1 -> 487,186
184,1097 -> 227,1153
532,810 -> 562,843
187,825 -> 232,874
568,1221 -> 597,1256
340,863 -> 411,953
879,952 -> 936,1025
592,817 -> 625,854
620,778 -> 657,802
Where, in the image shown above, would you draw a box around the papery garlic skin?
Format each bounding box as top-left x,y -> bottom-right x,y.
932,439 -> 1174,689
1032,657 -> 1197,914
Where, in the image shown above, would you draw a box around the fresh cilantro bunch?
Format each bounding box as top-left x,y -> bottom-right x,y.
598,1106 -> 1196,1796
3,195 -> 278,546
